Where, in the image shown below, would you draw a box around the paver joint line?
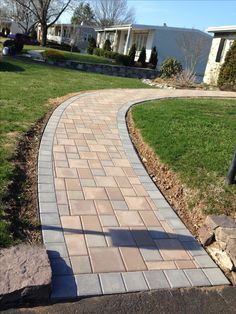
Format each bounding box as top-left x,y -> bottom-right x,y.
38,89 -> 235,299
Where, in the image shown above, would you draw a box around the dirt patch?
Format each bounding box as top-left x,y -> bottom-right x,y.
3,92 -> 80,245
127,109 -> 206,236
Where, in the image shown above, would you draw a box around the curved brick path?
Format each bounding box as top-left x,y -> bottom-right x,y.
38,89 -> 235,299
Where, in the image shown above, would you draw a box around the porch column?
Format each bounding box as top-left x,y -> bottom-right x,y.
60,24 -> 63,44
124,26 -> 132,55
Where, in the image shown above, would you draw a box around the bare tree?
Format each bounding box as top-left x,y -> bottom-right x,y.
2,0 -> 37,34
13,0 -> 75,46
92,0 -> 135,27
176,32 -> 210,75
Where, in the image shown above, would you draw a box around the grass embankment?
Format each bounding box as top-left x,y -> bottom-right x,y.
0,57 -> 147,247
132,98 -> 236,217
22,45 -> 114,64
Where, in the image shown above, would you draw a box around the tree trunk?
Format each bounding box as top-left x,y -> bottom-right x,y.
227,150 -> 236,185
41,24 -> 48,47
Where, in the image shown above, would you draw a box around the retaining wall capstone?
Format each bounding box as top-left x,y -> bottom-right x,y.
47,60 -> 158,79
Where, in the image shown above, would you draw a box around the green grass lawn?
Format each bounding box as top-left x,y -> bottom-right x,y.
0,37 -> 114,65
0,56 -> 148,247
132,98 -> 236,216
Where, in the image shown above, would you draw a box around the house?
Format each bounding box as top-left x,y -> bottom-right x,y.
45,23 -> 96,53
203,26 -> 236,85
96,23 -> 212,76
0,18 -> 24,35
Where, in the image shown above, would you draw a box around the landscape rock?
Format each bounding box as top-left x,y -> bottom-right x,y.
208,246 -> 234,271
205,215 -> 236,231
0,244 -> 51,307
230,271 -> 236,285
198,225 -> 214,246
215,227 -> 236,243
226,238 -> 236,268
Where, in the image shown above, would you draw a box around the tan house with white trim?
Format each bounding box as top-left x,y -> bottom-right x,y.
96,23 -> 212,76
203,25 -> 236,85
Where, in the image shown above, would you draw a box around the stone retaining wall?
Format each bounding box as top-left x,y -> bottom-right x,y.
47,60 -> 158,79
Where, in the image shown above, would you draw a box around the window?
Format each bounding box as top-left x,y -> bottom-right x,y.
132,32 -> 148,51
215,38 -> 226,62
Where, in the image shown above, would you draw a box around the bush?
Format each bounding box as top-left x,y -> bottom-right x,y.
149,46 -> 158,68
218,40 -> 236,91
115,54 -> 131,66
103,50 -> 119,59
42,49 -> 65,62
128,44 -> 136,66
93,48 -> 104,57
138,47 -> 146,67
87,37 -> 97,55
103,39 -> 112,51
160,57 -> 182,78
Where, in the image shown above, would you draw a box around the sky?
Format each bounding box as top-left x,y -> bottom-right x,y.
61,0 -> 236,33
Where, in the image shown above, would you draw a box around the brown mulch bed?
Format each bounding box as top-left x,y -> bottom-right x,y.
127,109 -> 206,237
3,92 -> 80,245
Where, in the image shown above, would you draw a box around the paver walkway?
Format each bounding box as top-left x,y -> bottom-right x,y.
38,89 -> 236,299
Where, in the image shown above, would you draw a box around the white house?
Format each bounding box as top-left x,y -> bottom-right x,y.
45,23 -> 96,53
0,18 -> 24,35
96,23 -> 212,76
203,25 -> 236,85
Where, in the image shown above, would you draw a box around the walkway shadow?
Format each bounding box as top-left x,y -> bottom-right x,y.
47,250 -> 77,300
43,225 -> 201,251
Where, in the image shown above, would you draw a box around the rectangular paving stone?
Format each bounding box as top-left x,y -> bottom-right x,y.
83,187 -> 108,200
194,255 -> 217,268
40,213 -> 61,226
175,260 -> 196,269
46,243 -> 68,259
120,247 -> 147,271
155,239 -> 191,260
76,274 -> 102,296
106,187 -> 124,200
42,228 -> 64,243
99,215 -> 119,227
80,179 -> 96,187
182,241 -> 207,256
111,201 -> 128,210
125,197 -> 151,210
140,247 -> 163,262
131,228 -> 155,247
58,205 -> 70,216
61,216 -> 82,234
146,261 -> 176,270
51,275 -> 77,300
69,200 -> 97,215
184,269 -> 211,286
39,192 -> 56,203
70,256 -> 92,274
167,218 -> 186,230
122,272 -> 149,292
148,227 -> 169,239
65,234 -> 87,256
85,234 -> 107,247
202,268 -> 230,285
139,211 -> 161,227
90,247 -> 125,273
38,184 -> 54,193
105,228 -> 136,247
50,257 -> 73,275
116,211 -> 144,227
99,273 -> 126,294
143,270 -> 170,289
164,269 -> 191,288
39,202 -> 58,213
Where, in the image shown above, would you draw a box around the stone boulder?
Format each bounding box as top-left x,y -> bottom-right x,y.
0,244 -> 51,307
205,215 -> 236,230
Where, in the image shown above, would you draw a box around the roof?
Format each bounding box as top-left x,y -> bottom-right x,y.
95,23 -> 210,37
207,25 -> 236,33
